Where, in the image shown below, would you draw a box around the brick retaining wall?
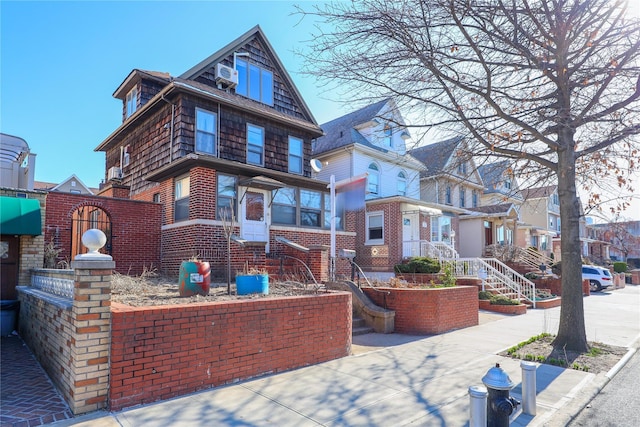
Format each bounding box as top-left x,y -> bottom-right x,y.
109,292 -> 352,411
363,286 -> 478,335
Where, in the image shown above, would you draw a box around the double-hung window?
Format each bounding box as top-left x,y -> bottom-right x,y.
247,124 -> 264,166
196,109 -> 217,155
288,136 -> 303,174
397,171 -> 407,196
366,211 -> 384,244
459,188 -> 466,208
383,124 -> 392,147
174,175 -> 190,222
217,174 -> 237,220
472,190 -> 479,207
445,185 -> 452,204
236,58 -> 274,105
368,163 -> 380,195
300,190 -> 322,227
272,187 -> 297,225
126,87 -> 137,118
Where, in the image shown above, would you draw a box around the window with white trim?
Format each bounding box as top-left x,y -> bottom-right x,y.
174,175 -> 190,221
366,211 -> 384,244
368,163 -> 380,195
288,136 -> 303,174
247,124 -> 264,166
472,190 -> 479,207
196,109 -> 217,155
126,87 -> 137,118
235,58 -> 274,105
459,187 -> 466,208
397,171 -> 406,196
216,174 -> 237,220
445,185 -> 452,204
383,124 -> 392,147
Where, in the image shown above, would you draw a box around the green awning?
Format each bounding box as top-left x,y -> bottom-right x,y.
0,196 -> 42,236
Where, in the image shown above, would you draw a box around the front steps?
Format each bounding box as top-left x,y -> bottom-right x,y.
352,316 -> 374,336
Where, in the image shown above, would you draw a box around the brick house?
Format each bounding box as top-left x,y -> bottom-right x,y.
94,25 -> 356,280
312,99 -> 442,275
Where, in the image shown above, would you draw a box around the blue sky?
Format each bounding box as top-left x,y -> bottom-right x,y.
2,0 -> 639,220
1,0 -> 347,188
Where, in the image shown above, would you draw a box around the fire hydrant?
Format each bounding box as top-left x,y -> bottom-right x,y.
481,363 -> 520,427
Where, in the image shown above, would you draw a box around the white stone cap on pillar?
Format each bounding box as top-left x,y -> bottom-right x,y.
74,229 -> 113,261
468,385 -> 488,397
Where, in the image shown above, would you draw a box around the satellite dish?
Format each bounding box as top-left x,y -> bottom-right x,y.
310,158 -> 323,173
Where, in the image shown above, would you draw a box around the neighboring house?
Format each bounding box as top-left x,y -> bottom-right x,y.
94,25 -> 354,279
34,175 -> 96,195
1,133 -> 36,190
1,134 -> 44,298
519,185 -> 561,255
588,220 -> 640,262
312,99 -> 440,273
409,137 -> 484,255
475,161 -> 537,252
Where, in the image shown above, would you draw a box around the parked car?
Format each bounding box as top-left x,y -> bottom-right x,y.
582,265 -> 613,292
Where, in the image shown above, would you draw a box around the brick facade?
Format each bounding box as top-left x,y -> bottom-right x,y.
363,286 -> 478,334
18,259 -> 113,415
43,192 -> 161,275
109,292 -> 352,411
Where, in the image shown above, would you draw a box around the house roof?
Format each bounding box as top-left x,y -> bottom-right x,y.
408,136 -> 464,178
180,25 -> 318,126
521,185 -> 557,199
97,26 -> 323,152
34,175 -> 97,194
464,203 -> 516,216
313,99 -> 391,155
113,69 -> 171,99
477,160 -> 511,193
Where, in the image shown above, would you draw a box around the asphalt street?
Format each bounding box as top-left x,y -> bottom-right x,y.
568,348 -> 640,427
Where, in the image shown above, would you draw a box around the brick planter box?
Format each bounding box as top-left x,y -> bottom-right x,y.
109,292 -> 352,411
534,297 -> 562,309
478,299 -> 527,315
533,277 -> 590,296
395,273 -> 443,284
362,286 -> 478,335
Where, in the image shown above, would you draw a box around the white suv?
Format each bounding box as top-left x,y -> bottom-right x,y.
582,265 -> 613,292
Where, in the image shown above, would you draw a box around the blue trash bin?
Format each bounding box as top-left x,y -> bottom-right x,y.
0,300 -> 20,336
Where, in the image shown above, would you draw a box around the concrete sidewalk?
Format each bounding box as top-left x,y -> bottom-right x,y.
48,286 -> 640,427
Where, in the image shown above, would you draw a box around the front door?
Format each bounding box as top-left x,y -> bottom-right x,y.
484,221 -> 494,246
402,213 -> 420,257
1,235 -> 19,299
240,188 -> 269,245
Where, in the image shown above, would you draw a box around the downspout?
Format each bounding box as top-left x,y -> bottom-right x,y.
160,94 -> 176,163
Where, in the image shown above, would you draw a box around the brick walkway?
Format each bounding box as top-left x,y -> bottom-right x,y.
0,335 -> 73,427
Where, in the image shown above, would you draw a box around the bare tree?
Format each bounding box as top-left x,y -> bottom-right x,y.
298,0 -> 640,351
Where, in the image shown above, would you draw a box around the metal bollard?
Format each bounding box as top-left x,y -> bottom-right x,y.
520,361 -> 537,415
468,385 -> 487,427
482,363 -> 520,427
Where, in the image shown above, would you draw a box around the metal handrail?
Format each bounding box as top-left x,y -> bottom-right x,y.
275,254 -> 319,286
442,257 -> 536,308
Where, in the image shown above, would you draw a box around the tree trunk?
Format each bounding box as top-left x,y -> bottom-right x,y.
552,142 -> 589,352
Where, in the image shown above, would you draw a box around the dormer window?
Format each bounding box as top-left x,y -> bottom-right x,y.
383,124 -> 392,147
235,58 -> 274,105
504,178 -> 512,190
457,161 -> 467,175
126,87 -> 137,118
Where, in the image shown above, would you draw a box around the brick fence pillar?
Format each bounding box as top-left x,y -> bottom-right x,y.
67,231 -> 114,414
309,245 -> 329,282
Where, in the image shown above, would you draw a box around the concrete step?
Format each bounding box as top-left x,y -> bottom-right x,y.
352,317 -> 374,336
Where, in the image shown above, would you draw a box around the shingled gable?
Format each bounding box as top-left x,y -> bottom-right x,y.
180,24 -> 318,126
95,25 -> 322,152
313,99 -> 391,154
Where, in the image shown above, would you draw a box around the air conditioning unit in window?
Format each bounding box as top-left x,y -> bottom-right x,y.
108,166 -> 123,181
215,63 -> 238,88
